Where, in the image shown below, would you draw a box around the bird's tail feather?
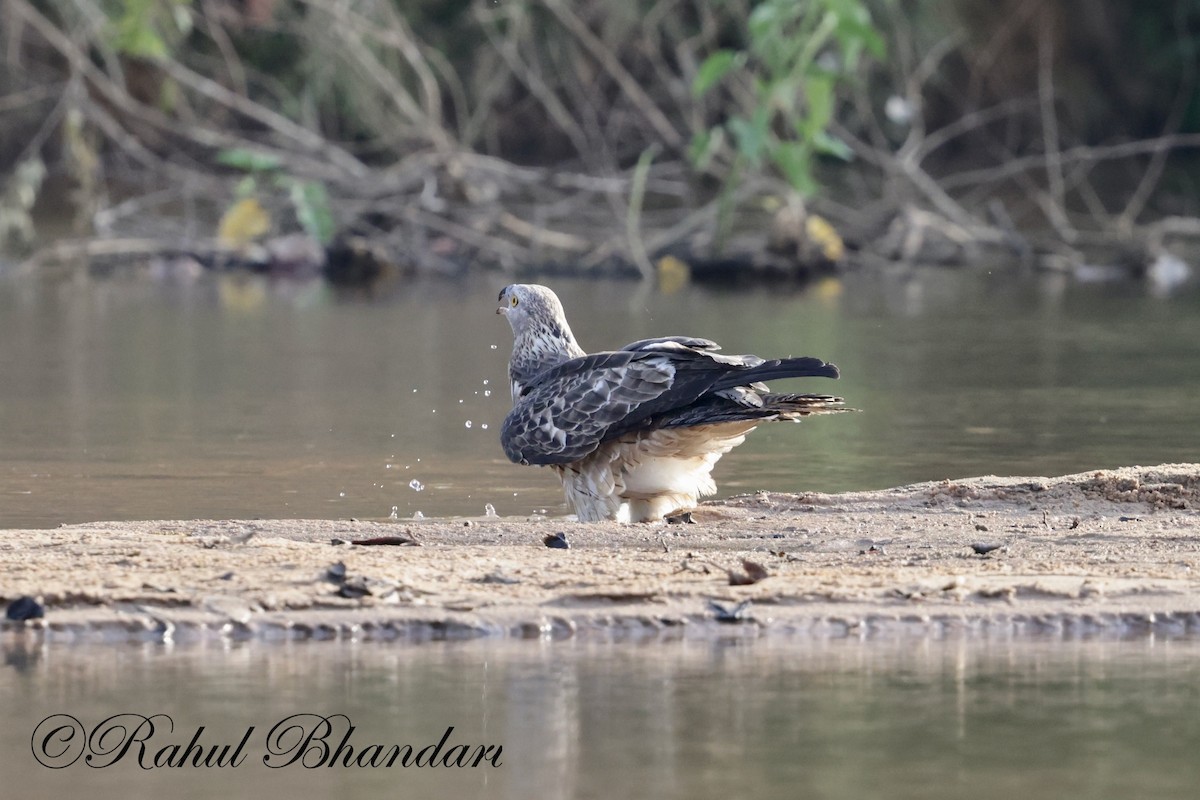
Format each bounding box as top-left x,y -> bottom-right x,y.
762,393 -> 851,420
713,357 -> 839,390
658,393 -> 850,429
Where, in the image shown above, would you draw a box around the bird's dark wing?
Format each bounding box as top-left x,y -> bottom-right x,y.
500,347 -> 839,466
500,350 -> 717,465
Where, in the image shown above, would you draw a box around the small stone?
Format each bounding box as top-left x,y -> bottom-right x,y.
337,577 -> 371,598
475,572 -> 521,585
543,532 -> 570,549
6,596 -> 44,621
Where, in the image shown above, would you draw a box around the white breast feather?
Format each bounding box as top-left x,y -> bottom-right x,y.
554,422 -> 760,522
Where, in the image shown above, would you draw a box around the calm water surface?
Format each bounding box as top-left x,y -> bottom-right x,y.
4,271 -> 1199,798
1,268 -> 1198,528
3,636 -> 1199,799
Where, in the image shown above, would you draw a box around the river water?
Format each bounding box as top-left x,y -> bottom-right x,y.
4,267 -> 1199,798
3,636 -> 1199,799
1,267 -> 1197,528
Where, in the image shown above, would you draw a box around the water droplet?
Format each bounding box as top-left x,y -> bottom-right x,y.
483,379 -> 490,385
338,491 -> 346,498
409,479 -> 424,492
431,409 -> 437,414
389,506 -> 399,520
481,423 -> 489,430
458,399 -> 464,404
483,390 -> 492,397
412,389 -> 418,393
484,503 -> 497,518
385,464 -> 392,469
412,511 -> 425,520
465,420 -> 473,428
490,344 -> 497,350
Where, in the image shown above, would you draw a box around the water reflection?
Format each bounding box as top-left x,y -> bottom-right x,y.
0,269 -> 1197,528
2,636 -> 1199,799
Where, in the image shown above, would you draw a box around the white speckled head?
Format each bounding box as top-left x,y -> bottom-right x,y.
497,284 -> 586,401
496,284 -> 569,337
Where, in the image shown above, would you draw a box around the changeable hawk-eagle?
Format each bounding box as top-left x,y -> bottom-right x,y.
497,284 -> 848,522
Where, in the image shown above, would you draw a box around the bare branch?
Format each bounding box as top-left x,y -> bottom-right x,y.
542,0 -> 684,148
1036,9 -> 1072,239
157,60 -> 368,177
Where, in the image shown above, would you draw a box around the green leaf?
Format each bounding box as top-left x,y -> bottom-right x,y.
217,149 -> 284,173
115,25 -> 167,60
688,127 -> 725,171
804,75 -> 835,133
728,110 -> 770,165
289,181 -> 335,245
860,26 -> 886,60
834,12 -> 886,61
233,175 -> 258,199
771,141 -> 817,197
812,130 -> 853,161
110,0 -> 171,60
693,50 -> 740,97
748,2 -> 779,38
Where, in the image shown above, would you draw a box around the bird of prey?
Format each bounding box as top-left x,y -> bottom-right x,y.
496,284 -> 849,522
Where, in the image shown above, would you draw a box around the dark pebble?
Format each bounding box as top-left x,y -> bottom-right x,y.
970,542 -> 1003,555
337,577 -> 371,598
544,532 -> 570,549
6,596 -> 45,621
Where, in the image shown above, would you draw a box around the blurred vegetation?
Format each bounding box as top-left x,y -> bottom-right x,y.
2,0 -> 1200,278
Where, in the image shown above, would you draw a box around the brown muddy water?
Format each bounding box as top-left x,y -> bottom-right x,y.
4,636 -> 1200,800
1,267 -> 1198,528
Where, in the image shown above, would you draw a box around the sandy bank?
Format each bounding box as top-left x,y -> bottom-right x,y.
2,465 -> 1199,644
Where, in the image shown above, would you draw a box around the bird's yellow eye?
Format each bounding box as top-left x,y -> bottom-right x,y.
511,296 -> 519,307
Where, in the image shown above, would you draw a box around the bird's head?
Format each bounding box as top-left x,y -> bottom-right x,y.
496,284 -> 567,337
